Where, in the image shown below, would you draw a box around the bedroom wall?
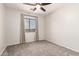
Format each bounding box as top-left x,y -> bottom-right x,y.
5,7 -> 45,45
5,7 -> 21,45
0,4 -> 6,55
45,4 -> 79,52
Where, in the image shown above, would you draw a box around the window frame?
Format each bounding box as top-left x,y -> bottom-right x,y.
24,18 -> 36,32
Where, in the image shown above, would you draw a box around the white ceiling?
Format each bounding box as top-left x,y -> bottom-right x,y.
4,3 -> 64,15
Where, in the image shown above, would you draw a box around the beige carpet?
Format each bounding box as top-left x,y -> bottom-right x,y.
2,40 -> 79,56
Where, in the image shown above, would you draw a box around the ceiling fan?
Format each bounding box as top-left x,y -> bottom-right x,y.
24,3 -> 52,12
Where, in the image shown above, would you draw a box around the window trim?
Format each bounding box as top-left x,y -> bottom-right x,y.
24,17 -> 36,32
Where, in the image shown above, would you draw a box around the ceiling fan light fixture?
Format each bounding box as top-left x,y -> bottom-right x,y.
36,4 -> 41,9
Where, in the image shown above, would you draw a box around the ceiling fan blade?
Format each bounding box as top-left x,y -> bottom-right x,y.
40,7 -> 46,12
41,3 -> 52,6
24,3 -> 36,6
33,7 -> 36,11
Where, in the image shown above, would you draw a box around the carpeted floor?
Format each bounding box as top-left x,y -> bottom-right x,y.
2,40 -> 79,56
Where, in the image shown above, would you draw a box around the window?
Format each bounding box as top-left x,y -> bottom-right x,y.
24,18 -> 36,32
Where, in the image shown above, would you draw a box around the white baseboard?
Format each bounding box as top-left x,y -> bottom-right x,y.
0,46 -> 7,56
46,39 -> 79,53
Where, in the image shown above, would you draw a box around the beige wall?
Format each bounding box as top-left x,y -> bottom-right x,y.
45,4 -> 79,52
38,15 -> 45,40
0,4 -> 7,55
5,7 -> 45,45
5,7 -> 21,45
